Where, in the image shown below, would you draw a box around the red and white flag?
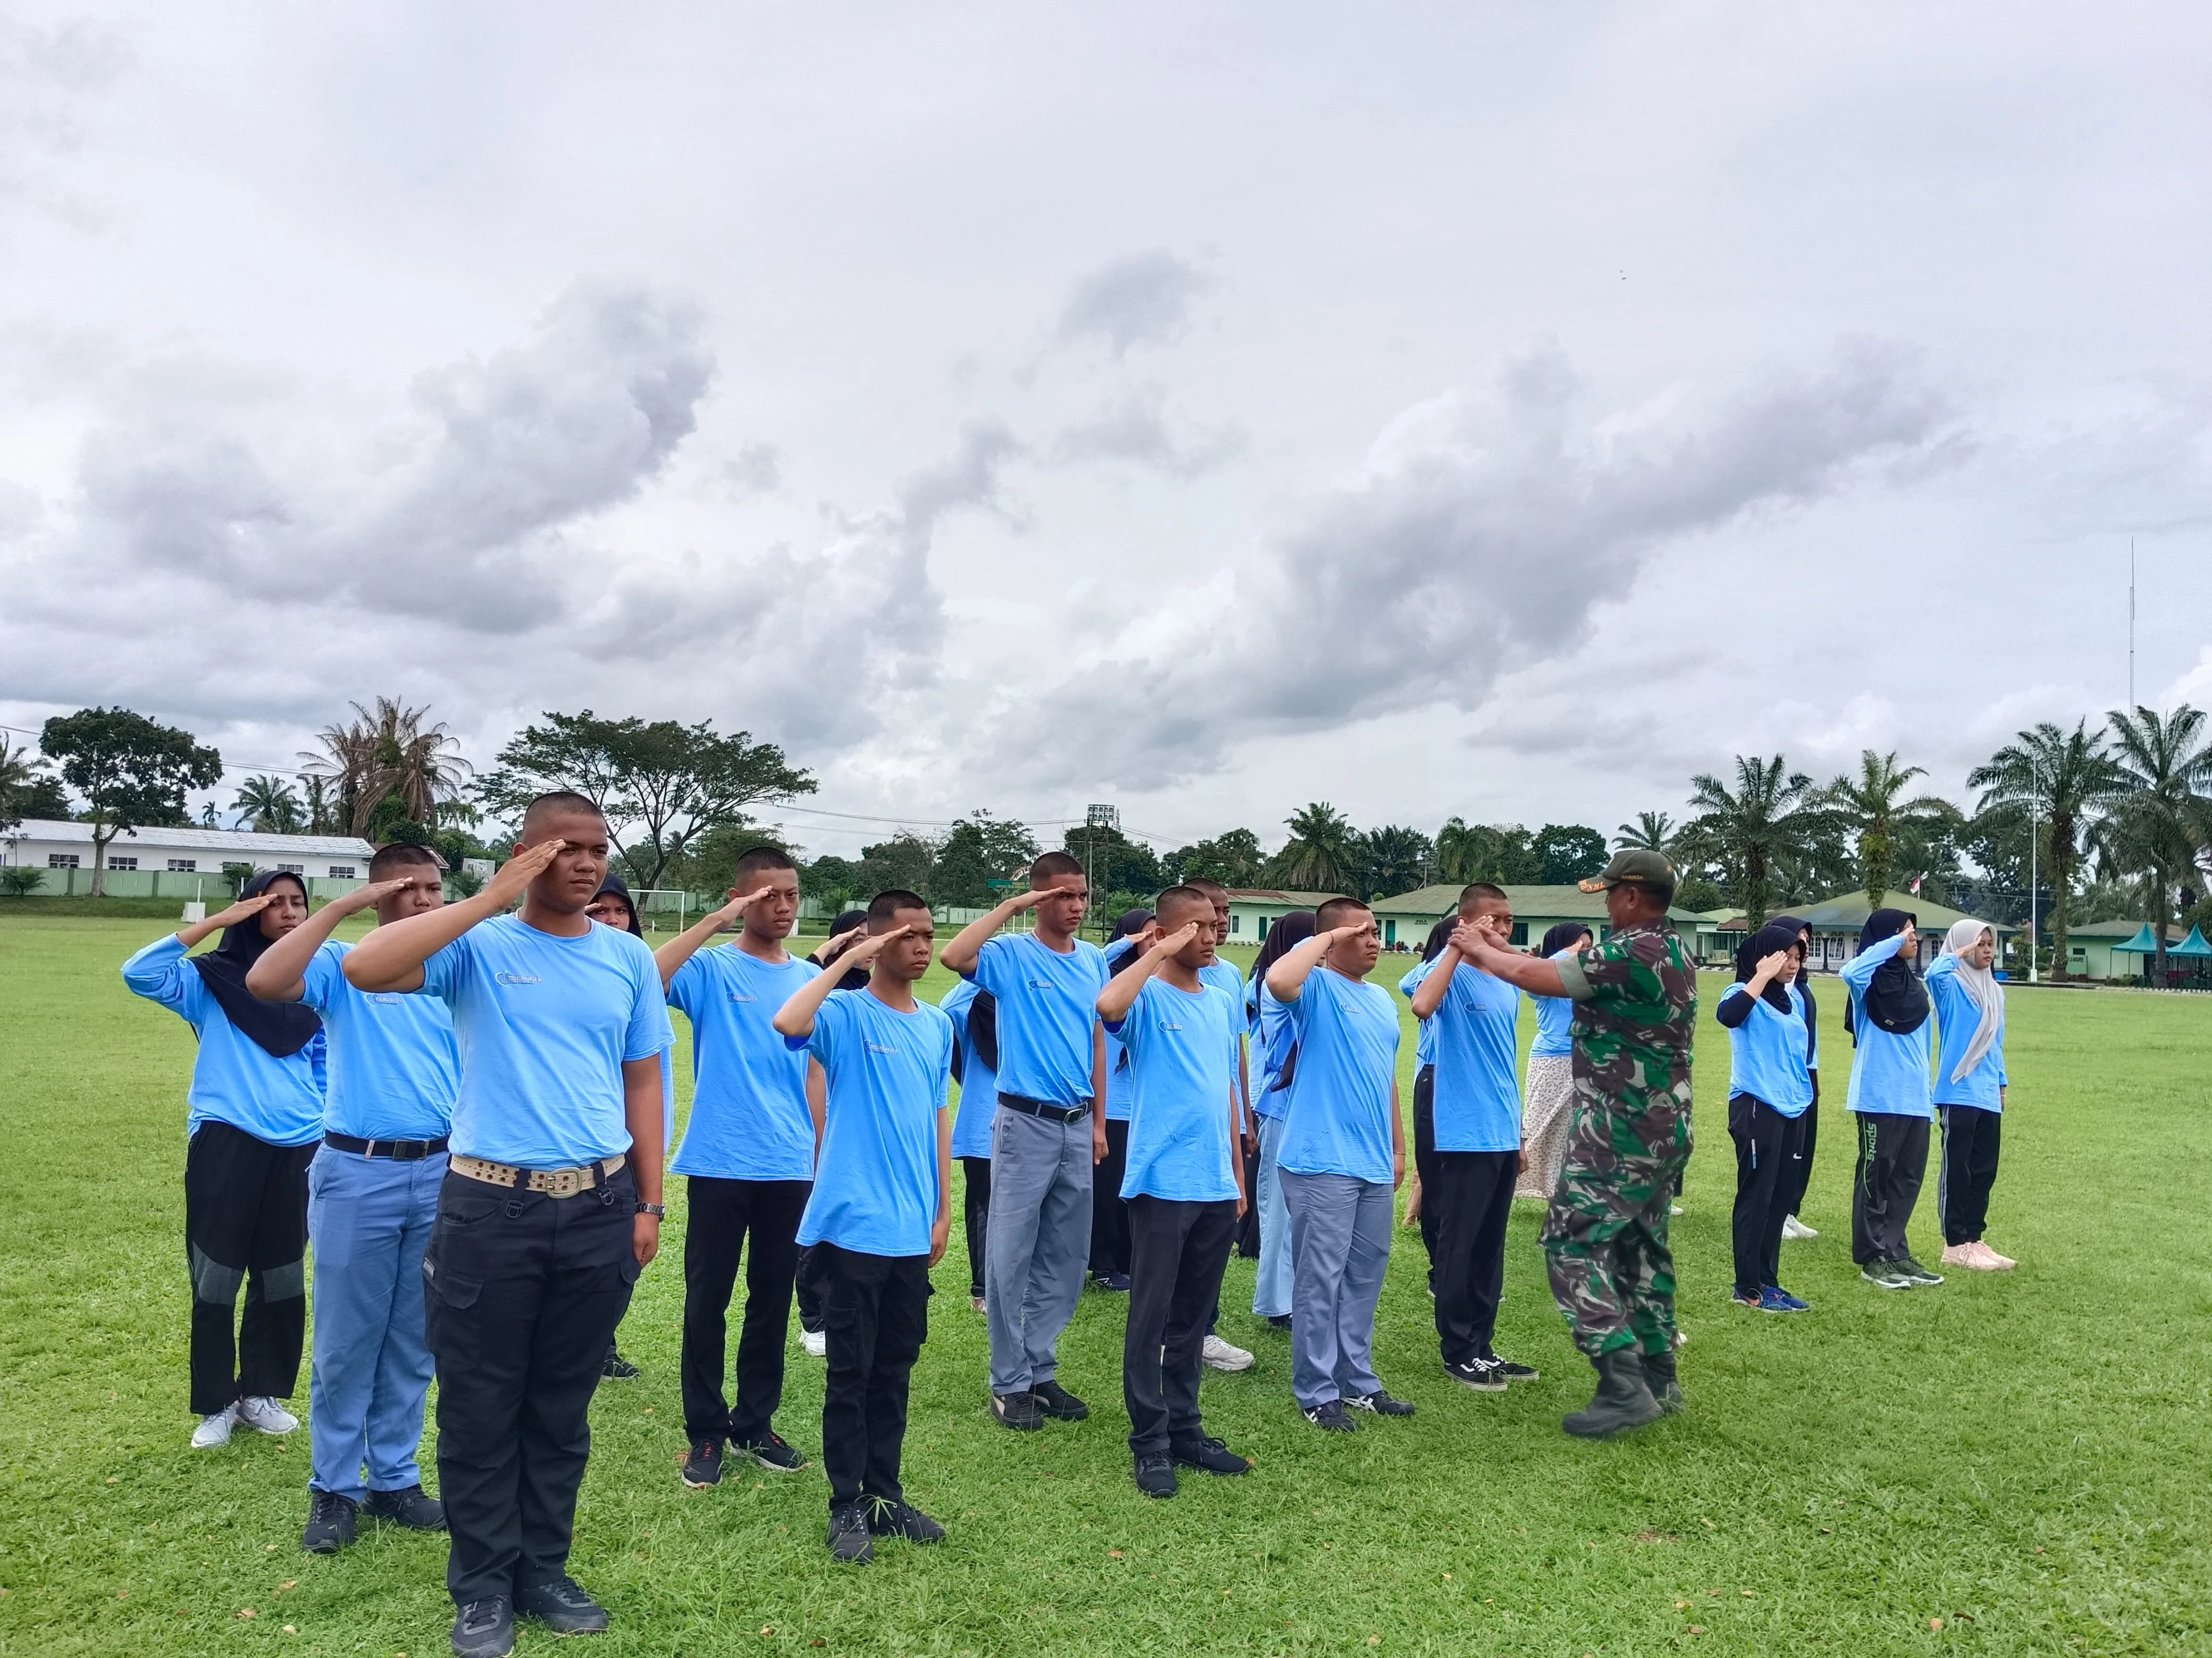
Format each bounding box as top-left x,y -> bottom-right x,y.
1907,873 -> 1924,896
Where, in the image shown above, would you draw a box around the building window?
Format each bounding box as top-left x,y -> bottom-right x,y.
275,863 -> 305,874
327,865 -> 357,879
108,856 -> 139,871
48,853 -> 79,869
167,859 -> 197,872
1230,914 -> 1242,935
1510,922 -> 1528,946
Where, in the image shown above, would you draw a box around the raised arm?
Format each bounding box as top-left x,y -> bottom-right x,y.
1840,928 -> 1909,993
1265,925 -> 1352,1003
652,887 -> 765,989
773,926 -> 909,1039
938,887 -> 1051,976
343,841 -> 559,992
248,879 -> 404,1002
1453,918 -> 1568,998
1409,943 -> 1463,1020
1714,950 -> 1789,1029
1093,922 -> 1199,1024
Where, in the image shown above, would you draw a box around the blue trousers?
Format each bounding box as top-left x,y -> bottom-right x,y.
307,1147 -> 443,1501
1278,1168 -> 1392,1409
984,1106 -> 1093,1396
1250,1113 -> 1293,1318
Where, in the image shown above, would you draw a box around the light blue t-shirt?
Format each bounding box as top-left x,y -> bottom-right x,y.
122,935 -> 326,1146
1198,958 -> 1248,1120
1425,962 -> 1524,1153
1716,983 -> 1814,1116
1530,950 -> 1579,1058
1247,978 -> 1297,1118
1840,933 -> 1932,1119
1926,955 -> 2007,1109
418,914 -> 674,1166
1277,966 -> 1401,1184
967,932 -> 1108,1107
667,945 -> 822,1182
1108,977 -> 1241,1203
939,978 -> 999,1160
1397,960 -> 1439,1067
301,940 -> 457,1141
794,989 -> 953,1257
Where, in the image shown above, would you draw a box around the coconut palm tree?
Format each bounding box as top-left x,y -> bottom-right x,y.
1270,801 -> 1362,894
1362,824 -> 1435,899
1682,755 -> 1826,928
302,698 -> 471,835
1614,811 -> 1676,853
1822,750 -> 1955,910
232,775 -> 306,834
1966,719 -> 2125,978
2101,704 -> 2212,980
0,738 -> 49,830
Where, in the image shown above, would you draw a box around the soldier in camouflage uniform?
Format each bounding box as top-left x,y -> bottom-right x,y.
1453,848 -> 1696,1437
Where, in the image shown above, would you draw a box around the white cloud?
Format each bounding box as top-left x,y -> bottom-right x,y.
1055,250 -> 1213,358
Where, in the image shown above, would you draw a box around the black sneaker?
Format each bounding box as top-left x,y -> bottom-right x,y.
301,1487 -> 357,1554
1897,1256 -> 1945,1286
1347,1388 -> 1415,1417
1092,1271 -> 1131,1292
1302,1399 -> 1358,1431
450,1595 -> 514,1658
516,1575 -> 608,1635
1134,1453 -> 1178,1497
363,1484 -> 445,1530
681,1440 -> 724,1488
1030,1379 -> 1089,1420
990,1391 -> 1042,1430
1266,1314 -> 1293,1331
827,1501 -> 874,1563
1445,1357 -> 1506,1393
865,1498 -> 945,1542
1169,1435 -> 1251,1475
738,1430 -> 808,1473
1485,1354 -> 1539,1382
599,1348 -> 640,1381
1861,1259 -> 1913,1290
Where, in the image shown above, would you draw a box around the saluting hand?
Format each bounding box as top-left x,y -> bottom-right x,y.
710,886 -> 767,932
328,877 -> 412,918
483,839 -> 563,910
202,893 -> 274,930
1151,921 -> 1201,957
836,924 -> 910,969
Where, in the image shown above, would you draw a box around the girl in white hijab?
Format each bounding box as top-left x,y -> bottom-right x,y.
1924,919 -> 2014,1270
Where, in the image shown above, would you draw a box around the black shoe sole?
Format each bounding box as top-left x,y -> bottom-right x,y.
1170,1456 -> 1251,1475
1447,1371 -> 1507,1393
680,1469 -> 722,1489
989,1400 -> 1043,1430
300,1534 -> 349,1555
739,1447 -> 808,1473
1032,1396 -> 1089,1421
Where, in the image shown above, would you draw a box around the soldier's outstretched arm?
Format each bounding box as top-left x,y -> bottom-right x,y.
1453,920 -> 1570,997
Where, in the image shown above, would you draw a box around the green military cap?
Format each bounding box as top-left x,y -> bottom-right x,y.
1578,848 -> 1676,893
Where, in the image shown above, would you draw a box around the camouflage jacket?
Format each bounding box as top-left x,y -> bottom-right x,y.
1555,919 -> 1697,1130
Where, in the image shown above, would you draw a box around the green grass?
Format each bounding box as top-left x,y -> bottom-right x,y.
1,914 -> 2207,1657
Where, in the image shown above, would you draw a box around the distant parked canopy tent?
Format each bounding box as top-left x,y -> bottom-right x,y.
2173,927 -> 2212,959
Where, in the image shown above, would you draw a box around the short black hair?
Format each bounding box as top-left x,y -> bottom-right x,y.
1030,851 -> 1084,885
521,790 -> 605,839
1314,895 -> 1370,932
1457,881 -> 1508,915
1183,876 -> 1228,900
368,842 -> 443,880
867,889 -> 931,928
732,844 -> 795,885
1154,884 -> 1212,924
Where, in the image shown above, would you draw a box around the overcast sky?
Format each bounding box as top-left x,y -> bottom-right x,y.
4,3 -> 2209,858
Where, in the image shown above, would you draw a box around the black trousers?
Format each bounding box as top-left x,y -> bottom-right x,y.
183,1122 -> 315,1416
1850,1112 -> 1930,1265
1088,1118 -> 1131,1277
1123,1196 -> 1237,1456
422,1167 -> 638,1606
1410,1065 -> 1438,1283
1938,1105 -> 2002,1245
1728,1094 -> 1802,1294
1234,1131 -> 1262,1258
960,1157 -> 992,1299
1428,1148 -> 1516,1366
1778,1091 -> 1820,1217
816,1242 -> 929,1511
795,1246 -> 826,1333
679,1175 -> 809,1446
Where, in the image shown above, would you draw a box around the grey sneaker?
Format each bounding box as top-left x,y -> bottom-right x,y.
1896,1256 -> 1945,1286
1861,1259 -> 1913,1290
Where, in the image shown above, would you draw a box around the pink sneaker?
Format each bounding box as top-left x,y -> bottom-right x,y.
1974,1241 -> 2016,1270
1940,1243 -> 1975,1269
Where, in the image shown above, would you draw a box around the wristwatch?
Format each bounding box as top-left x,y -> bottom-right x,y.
635,1201 -> 666,1218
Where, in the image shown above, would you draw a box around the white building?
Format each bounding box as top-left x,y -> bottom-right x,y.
1,818 -> 379,897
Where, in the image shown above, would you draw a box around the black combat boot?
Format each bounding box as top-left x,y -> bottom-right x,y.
1640,1346 -> 1683,1415
1562,1348 -> 1665,1440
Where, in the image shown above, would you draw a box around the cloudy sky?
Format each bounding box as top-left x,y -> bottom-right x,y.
4,3 -> 2209,857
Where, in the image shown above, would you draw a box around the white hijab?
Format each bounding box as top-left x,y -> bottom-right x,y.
1941,919 -> 2002,1083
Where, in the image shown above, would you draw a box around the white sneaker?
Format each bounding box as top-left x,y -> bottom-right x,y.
800,1327 -> 827,1359
190,1405 -> 236,1449
1781,1214 -> 1819,1240
1670,1203 -> 1685,1216
234,1395 -> 298,1436
1201,1333 -> 1255,1373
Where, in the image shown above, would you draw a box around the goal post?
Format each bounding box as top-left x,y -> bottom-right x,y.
633,889 -> 690,934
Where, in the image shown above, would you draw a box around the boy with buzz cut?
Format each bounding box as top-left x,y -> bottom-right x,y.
245,843 -> 458,1556
772,890 -> 954,1564
650,846 -> 820,1488
1094,886 -> 1253,1498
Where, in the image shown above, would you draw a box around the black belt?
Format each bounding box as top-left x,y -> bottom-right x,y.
996,1091 -> 1093,1124
323,1132 -> 450,1161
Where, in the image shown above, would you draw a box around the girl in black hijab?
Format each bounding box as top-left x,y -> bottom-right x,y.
1840,908 -> 1940,1286
1768,917 -> 1823,1241
1846,908 -> 1930,1041
810,908 -> 873,992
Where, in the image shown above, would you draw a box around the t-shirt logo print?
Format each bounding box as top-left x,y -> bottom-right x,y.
864,1040 -> 901,1056
493,972 -> 541,986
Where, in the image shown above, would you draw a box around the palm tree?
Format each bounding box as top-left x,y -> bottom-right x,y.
0,738 -> 48,829
302,698 -> 471,835
2102,704 -> 2212,980
1823,750 -> 1954,910
1966,719 -> 2125,977
1270,802 -> 1361,894
1682,755 -> 1826,928
233,775 -> 306,834
1614,811 -> 1675,853
1363,824 -> 1435,898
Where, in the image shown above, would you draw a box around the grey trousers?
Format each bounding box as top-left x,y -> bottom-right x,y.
984,1105 -> 1094,1396
1278,1168 -> 1393,1409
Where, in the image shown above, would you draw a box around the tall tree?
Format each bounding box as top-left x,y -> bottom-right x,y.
301,697 -> 472,835
1822,750 -> 1954,910
39,708 -> 222,895
1681,755 -> 1825,928
1434,819 -> 1543,886
1614,811 -> 1676,853
857,834 -> 939,902
1268,802 -> 1361,894
300,774 -> 338,835
932,812 -> 1040,907
475,710 -> 816,891
1533,823 -> 1609,886
1061,824 -> 1166,909
1966,719 -> 2125,975
1362,824 -> 1435,898
1167,828 -> 1265,887
0,738 -> 60,832
232,775 -> 306,834
2101,704 -> 2212,979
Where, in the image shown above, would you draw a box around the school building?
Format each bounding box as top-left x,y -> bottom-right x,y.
1708,890 -> 2015,973
2059,919 -> 2212,983
1367,883 -> 1726,957
0,818 -> 380,903
1221,889 -> 1346,946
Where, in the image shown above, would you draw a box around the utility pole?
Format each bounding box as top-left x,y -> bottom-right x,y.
1085,803 -> 1118,940
2128,537 -> 2136,709
2029,804 -> 2039,985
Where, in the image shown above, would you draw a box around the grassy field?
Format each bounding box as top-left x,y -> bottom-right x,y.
1,913 -> 2207,1657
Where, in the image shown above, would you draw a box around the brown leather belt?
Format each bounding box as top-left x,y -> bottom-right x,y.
450,1152 -> 625,1198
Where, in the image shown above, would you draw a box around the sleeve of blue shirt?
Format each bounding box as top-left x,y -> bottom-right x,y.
967,934 -> 1015,991
666,952 -> 706,1016
418,929 -> 476,1003
804,988 -> 852,1065
1396,960 -> 1433,1004
1840,930 -> 1905,993
299,940 -> 346,1013
621,940 -> 675,1062
121,933 -> 195,1011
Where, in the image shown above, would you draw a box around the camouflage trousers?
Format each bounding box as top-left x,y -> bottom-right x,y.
1538,1096 -> 1694,1359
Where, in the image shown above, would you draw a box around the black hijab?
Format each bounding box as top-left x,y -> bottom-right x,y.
191,870 -> 323,1058
964,989 -> 1000,1076
817,908 -> 871,992
1849,907 -> 1928,1040
592,873 -> 644,937
1734,920 -> 1804,1015
1539,921 -> 1592,959
1250,910 -> 1316,1093
1108,908 -> 1155,980
1770,915 -> 1817,1038
1421,916 -> 1454,964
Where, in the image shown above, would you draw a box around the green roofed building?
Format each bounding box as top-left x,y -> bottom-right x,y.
1709,890 -> 2014,974
1365,883 -> 1724,959
2064,919 -> 2180,981
1221,889 -> 1346,947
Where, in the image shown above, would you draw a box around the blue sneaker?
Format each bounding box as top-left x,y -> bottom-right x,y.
1768,1286 -> 1810,1311
1754,1285 -> 1797,1314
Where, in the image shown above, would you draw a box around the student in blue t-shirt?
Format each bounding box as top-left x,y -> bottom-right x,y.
1927,920 -> 2014,1273
1184,877 -> 1256,1375
939,851 -> 1108,1433
344,793 -> 673,1658
644,845 -> 824,1488
1089,911 -> 1153,1291
1517,922 -> 1590,1200
1093,885 -> 1254,1497
773,889 -> 954,1564
1264,897 -> 1412,1431
246,844 -> 458,1554
1395,919 -> 1452,1289
1244,912 -> 1314,1329
1839,910 -> 1939,1291
123,870 -> 325,1454
1418,886 -> 1539,1391
1713,922 -> 1815,1313
939,977 -> 999,1310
